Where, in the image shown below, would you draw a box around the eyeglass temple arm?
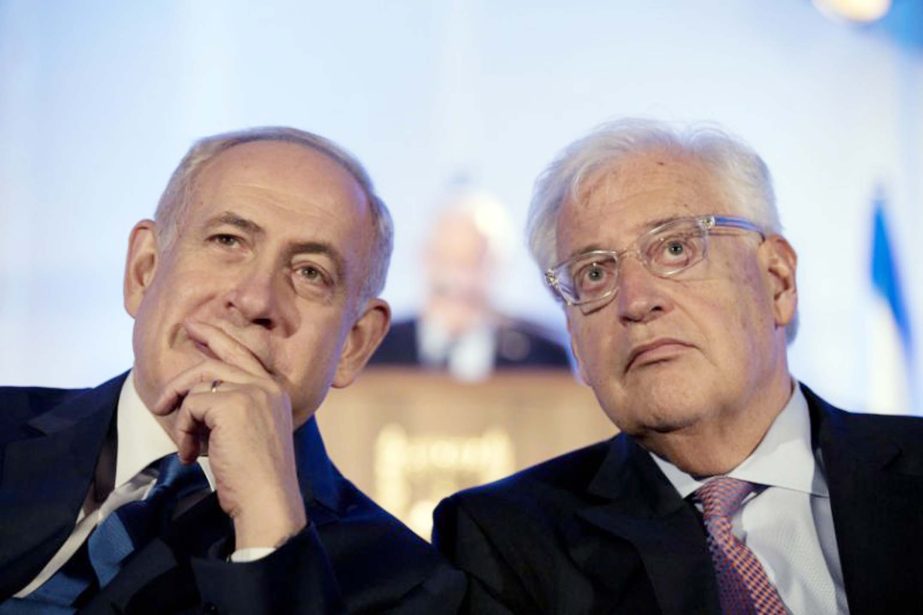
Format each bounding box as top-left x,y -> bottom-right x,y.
709,215 -> 765,237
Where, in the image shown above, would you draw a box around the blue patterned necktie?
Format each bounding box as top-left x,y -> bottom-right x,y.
5,453 -> 208,613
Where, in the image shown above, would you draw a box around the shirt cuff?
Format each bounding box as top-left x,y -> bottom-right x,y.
229,546 -> 276,563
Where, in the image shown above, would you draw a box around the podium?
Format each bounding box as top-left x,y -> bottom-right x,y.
315,368 -> 616,537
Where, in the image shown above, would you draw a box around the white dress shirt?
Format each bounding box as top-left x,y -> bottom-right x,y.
650,383 -> 850,615
16,372 -> 269,598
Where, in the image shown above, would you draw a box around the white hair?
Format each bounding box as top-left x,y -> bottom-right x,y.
527,118 -> 797,341
155,126 -> 393,304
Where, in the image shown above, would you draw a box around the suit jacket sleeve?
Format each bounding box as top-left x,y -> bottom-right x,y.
191,524 -> 345,614
190,521 -> 467,615
101,519 -> 465,614
433,496 -> 532,615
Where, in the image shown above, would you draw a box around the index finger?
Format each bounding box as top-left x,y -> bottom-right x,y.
184,320 -> 271,377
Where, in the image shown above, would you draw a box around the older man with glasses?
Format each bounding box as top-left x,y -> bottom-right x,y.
434,119 -> 923,614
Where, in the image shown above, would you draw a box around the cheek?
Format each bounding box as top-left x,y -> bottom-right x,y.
282,313 -> 348,376
135,267 -> 222,351
701,247 -> 769,316
696,277 -> 774,362
277,325 -> 348,422
569,314 -> 619,383
731,262 -> 775,330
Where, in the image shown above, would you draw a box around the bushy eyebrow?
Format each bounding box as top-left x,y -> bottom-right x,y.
205,211 -> 263,235
206,210 -> 346,282
563,244 -> 606,262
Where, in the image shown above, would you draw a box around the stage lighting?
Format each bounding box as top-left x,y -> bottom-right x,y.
813,0 -> 892,23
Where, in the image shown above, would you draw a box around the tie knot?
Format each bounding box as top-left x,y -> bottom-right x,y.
695,476 -> 755,519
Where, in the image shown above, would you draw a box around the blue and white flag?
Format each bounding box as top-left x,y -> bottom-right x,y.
868,192 -> 913,415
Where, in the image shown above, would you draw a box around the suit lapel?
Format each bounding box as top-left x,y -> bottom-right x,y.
807,386 -> 923,614
569,435 -> 720,615
291,416 -> 347,531
0,373 -> 125,601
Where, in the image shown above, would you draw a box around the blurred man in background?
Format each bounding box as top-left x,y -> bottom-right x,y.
0,127 -> 463,614
370,190 -> 570,380
435,119 -> 923,614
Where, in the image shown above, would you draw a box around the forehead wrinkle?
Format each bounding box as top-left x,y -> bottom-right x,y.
562,156 -> 726,259
235,178 -> 331,200
563,213 -> 702,264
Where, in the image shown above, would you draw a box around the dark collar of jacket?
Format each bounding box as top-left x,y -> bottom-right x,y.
0,373 -> 123,601
568,428 -> 719,614
0,371 -> 345,602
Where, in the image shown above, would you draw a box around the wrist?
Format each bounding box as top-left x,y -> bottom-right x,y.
232,493 -> 307,549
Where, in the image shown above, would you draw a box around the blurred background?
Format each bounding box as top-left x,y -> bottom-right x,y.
2,0 -> 921,531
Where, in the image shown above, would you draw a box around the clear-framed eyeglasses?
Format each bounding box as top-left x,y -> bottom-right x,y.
545,215 -> 765,306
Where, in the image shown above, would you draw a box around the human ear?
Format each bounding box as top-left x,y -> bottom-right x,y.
123,220 -> 159,317
761,235 -> 798,328
332,298 -> 391,388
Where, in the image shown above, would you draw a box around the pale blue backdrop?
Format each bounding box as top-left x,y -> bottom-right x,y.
1,0 -> 921,413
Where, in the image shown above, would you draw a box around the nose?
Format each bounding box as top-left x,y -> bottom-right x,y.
224,262 -> 295,332
614,255 -> 671,324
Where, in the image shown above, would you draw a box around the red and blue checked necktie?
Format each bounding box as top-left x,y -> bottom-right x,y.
694,477 -> 788,615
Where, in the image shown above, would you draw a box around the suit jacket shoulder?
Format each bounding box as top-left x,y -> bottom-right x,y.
0,377 -> 123,604
0,384 -> 95,442
438,439 -> 611,523
433,437 -> 700,614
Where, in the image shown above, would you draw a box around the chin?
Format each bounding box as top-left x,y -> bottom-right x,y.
642,410 -> 704,435
601,382 -> 715,436
608,406 -> 703,438
632,362 -> 712,399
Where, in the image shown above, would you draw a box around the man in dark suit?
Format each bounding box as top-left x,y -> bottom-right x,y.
368,192 -> 570,380
370,318 -> 569,373
433,119 -> 923,613
0,127 -> 464,613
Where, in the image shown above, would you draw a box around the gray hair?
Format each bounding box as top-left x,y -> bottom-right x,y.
527,118 -> 797,341
154,126 -> 393,304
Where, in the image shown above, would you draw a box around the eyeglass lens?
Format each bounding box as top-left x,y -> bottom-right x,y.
559,218 -> 709,304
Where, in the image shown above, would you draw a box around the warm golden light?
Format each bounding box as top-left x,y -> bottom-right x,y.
813,0 -> 892,23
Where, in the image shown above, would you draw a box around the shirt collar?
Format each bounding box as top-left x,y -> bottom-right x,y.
116,371 -> 215,489
650,381 -> 829,499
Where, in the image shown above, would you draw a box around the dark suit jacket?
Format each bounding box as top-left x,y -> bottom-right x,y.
0,373 -> 465,614
433,385 -> 923,614
368,319 -> 571,369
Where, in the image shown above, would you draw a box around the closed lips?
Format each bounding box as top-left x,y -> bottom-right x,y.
626,339 -> 693,372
